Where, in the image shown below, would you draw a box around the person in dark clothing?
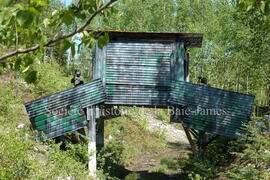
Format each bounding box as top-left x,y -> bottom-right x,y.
71,69 -> 84,86
198,76 -> 208,86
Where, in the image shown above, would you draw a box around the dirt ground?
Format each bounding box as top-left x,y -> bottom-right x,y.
125,110 -> 192,179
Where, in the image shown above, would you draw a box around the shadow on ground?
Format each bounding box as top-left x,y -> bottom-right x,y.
125,170 -> 187,180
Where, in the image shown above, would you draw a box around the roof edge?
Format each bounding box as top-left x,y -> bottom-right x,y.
85,29 -> 203,48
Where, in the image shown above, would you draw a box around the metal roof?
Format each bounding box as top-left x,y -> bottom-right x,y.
87,30 -> 203,47
170,80 -> 255,138
24,79 -> 105,138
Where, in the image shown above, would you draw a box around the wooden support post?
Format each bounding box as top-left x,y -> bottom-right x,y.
96,118 -> 104,151
183,126 -> 197,155
87,107 -> 96,177
198,130 -> 206,158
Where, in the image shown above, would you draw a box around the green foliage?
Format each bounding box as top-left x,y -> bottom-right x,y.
16,10 -> 35,28
97,140 -> 128,180
178,136 -> 236,179
0,0 -> 13,7
97,32 -> 110,49
155,109 -> 170,123
152,164 -> 168,174
40,142 -> 88,179
29,61 -> 72,97
160,157 -> 177,169
0,69 -> 89,179
0,81 -> 25,127
152,156 -> 178,173
66,143 -> 89,164
203,136 -> 234,166
99,0 -> 177,32
124,173 -> 141,180
0,131 -> 37,180
222,119 -> 270,179
237,0 -> 270,28
105,108 -> 166,153
24,70 -> 39,84
0,0 -> 119,84
0,65 -> 3,75
183,159 -> 216,179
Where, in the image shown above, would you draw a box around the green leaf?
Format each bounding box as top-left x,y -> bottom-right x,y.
0,0 -> 13,7
31,0 -> 49,7
52,10 -> 58,16
28,7 -> 41,15
97,33 -> 109,49
260,1 -> 266,13
24,57 -> 34,66
24,70 -> 38,84
0,65 -> 3,75
43,18 -> 50,28
71,43 -> 76,57
14,58 -> 22,70
22,65 -> 30,73
40,34 -> 47,48
60,40 -> 71,54
16,10 -> 34,28
62,11 -> 73,26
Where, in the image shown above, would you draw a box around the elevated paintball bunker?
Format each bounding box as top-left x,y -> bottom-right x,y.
24,30 -> 254,173
93,30 -> 202,106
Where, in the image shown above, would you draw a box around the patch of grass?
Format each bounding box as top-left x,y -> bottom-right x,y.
152,164 -> 168,173
151,128 -> 166,141
124,173 -> 141,180
30,61 -> 72,98
155,109 -> 170,123
151,156 -> 181,174
160,157 -> 177,169
105,107 -> 166,155
0,67 -> 90,179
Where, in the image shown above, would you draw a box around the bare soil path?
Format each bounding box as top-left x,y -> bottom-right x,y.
126,110 -> 191,179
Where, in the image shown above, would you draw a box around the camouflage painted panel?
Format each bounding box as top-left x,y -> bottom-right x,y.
104,41 -> 184,106
105,84 -> 171,106
170,81 -> 255,138
106,41 -> 173,86
24,79 -> 106,139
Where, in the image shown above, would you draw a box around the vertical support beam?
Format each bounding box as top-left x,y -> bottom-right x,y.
183,126 -> 197,155
96,118 -> 104,151
198,130 -> 206,158
87,107 -> 96,177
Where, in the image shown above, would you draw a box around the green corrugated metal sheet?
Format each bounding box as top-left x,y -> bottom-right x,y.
93,41 -> 186,106
24,79 -> 105,138
170,81 -> 255,138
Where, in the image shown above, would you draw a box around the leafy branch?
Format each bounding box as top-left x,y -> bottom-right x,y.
0,0 -> 118,62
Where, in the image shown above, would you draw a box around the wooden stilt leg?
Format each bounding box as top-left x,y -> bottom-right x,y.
87,107 -> 96,177
198,130 -> 206,158
96,118 -> 104,151
183,126 -> 197,155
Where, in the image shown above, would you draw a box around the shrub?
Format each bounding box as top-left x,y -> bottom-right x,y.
222,119 -> 270,180
152,164 -> 168,173
124,173 -> 141,180
0,131 -> 37,180
30,61 -> 72,97
97,140 -> 128,179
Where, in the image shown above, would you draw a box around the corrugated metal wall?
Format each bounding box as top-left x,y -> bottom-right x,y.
24,79 -> 105,138
170,81 -> 255,138
93,41 -> 186,106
